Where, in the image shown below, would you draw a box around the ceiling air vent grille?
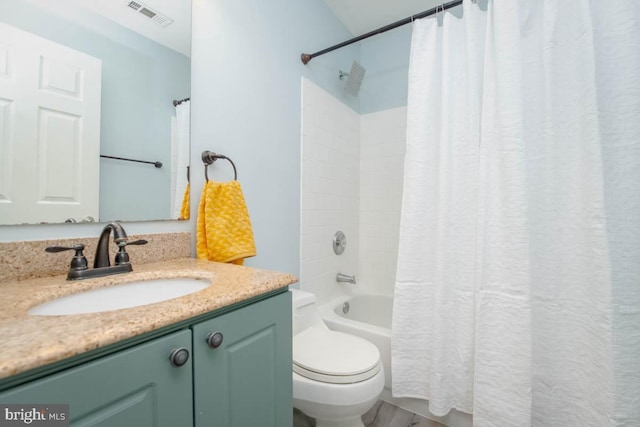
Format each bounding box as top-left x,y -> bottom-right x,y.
125,1 -> 174,28
127,1 -> 142,11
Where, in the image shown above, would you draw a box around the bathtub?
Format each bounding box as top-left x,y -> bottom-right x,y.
320,293 -> 473,427
320,293 -> 393,389
320,292 -> 474,427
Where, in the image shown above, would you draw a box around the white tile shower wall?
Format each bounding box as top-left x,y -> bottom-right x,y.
301,78 -> 361,303
359,107 -> 407,296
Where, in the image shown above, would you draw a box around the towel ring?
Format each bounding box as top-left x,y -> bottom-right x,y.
202,150 -> 238,181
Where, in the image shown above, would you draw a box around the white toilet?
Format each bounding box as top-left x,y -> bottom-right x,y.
291,289 -> 384,427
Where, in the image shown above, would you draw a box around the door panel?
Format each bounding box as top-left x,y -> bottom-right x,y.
0,330 -> 193,427
193,293 -> 293,427
0,23 -> 101,224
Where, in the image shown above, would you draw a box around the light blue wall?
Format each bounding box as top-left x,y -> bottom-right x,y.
359,7 -> 473,114
0,0 -> 190,222
359,26 -> 412,114
189,0 -> 360,275
97,35 -> 190,222
1,0 -> 365,278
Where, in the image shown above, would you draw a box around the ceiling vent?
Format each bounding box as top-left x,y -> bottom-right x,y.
126,1 -> 174,28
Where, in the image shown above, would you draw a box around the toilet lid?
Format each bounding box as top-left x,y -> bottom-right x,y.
293,327 -> 381,384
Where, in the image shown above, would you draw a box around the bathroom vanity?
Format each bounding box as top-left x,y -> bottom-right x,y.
0,258 -> 296,427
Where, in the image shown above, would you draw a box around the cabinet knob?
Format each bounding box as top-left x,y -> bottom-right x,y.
206,332 -> 224,349
169,347 -> 190,367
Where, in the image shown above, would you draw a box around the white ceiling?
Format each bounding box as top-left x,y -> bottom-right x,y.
25,0 -> 191,56
28,0 -> 442,57
77,0 -> 191,56
323,0 -> 442,36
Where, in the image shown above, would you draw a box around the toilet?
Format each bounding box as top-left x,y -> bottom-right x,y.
291,289 -> 384,427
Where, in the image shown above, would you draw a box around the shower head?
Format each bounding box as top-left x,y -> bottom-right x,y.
340,60 -> 366,97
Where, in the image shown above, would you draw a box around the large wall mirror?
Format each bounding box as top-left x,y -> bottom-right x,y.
0,0 -> 191,225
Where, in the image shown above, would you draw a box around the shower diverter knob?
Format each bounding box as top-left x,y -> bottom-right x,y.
333,231 -> 347,255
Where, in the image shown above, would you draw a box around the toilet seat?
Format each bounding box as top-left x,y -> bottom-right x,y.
293,327 -> 381,384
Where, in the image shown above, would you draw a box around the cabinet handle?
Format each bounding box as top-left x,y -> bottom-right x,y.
206,332 -> 224,349
169,347 -> 190,367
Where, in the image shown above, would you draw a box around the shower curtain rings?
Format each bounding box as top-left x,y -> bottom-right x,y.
437,3 -> 445,21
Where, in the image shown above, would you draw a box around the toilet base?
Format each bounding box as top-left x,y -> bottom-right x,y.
293,364 -> 384,427
294,396 -> 375,427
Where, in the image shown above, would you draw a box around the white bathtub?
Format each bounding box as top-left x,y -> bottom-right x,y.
320,293 -> 473,427
320,293 -> 393,389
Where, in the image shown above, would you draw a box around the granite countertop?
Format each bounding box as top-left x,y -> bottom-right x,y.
0,258 -> 297,380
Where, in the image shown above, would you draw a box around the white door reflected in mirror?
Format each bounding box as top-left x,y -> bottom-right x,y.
0,0 -> 191,225
0,23 -> 101,225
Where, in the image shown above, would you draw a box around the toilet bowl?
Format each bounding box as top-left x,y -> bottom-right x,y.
291,289 -> 384,427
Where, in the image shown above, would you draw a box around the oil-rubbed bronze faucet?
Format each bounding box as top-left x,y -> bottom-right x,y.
94,221 -> 129,268
45,222 -> 147,280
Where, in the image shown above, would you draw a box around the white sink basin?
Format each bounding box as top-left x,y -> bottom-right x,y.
29,278 -> 211,316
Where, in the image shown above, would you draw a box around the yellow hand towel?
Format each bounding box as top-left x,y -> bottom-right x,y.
179,183 -> 190,220
196,180 -> 256,265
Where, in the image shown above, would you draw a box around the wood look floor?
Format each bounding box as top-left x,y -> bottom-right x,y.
293,400 -> 447,427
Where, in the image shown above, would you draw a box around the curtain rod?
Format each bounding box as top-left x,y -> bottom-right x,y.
100,155 -> 162,168
173,97 -> 190,107
301,0 -> 464,65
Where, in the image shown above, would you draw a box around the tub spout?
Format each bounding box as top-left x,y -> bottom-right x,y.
336,273 -> 356,285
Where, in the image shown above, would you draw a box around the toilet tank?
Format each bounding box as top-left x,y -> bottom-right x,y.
290,289 -> 328,335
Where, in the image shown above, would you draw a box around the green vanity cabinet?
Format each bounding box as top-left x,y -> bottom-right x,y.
192,290 -> 292,427
0,290 -> 292,427
0,329 -> 193,427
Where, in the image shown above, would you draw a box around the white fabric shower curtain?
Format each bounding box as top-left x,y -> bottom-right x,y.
392,1 -> 640,425
172,100 -> 190,218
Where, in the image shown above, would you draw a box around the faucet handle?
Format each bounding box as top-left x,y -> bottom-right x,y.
45,244 -> 82,253
45,244 -> 88,272
114,239 -> 148,265
125,239 -> 148,246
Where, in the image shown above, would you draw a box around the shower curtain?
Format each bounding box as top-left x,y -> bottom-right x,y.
172,100 -> 190,219
392,1 -> 640,425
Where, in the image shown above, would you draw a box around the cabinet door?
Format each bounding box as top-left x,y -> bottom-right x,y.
0,330 -> 193,427
193,292 -> 292,427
